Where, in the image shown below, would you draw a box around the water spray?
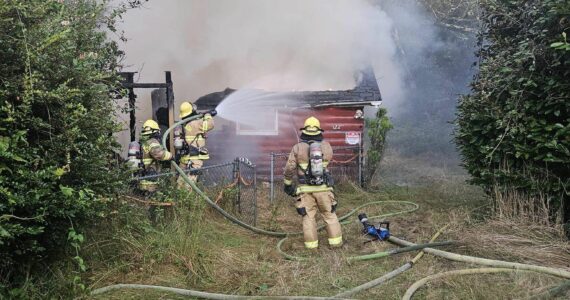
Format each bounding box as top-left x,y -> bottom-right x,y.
215,88 -> 299,128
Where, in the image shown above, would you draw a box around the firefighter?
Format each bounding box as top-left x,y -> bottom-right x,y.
176,101 -> 215,187
139,119 -> 172,193
283,116 -> 342,249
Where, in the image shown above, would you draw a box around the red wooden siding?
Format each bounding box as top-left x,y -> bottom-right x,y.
206,107 -> 364,178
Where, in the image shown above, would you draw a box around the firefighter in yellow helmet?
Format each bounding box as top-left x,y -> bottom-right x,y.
139,119 -> 172,193
176,101 -> 215,187
283,116 -> 342,249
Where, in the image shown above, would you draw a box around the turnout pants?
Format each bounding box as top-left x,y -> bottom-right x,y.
295,191 -> 342,249
139,180 -> 158,193
177,158 -> 204,189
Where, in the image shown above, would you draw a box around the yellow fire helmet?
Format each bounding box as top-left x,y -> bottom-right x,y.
301,116 -> 323,136
141,119 -> 160,136
179,101 -> 196,119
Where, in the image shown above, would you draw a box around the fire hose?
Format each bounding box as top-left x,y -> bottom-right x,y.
401,268 -> 531,300
90,284 -> 354,300
165,117 -> 423,239
332,226 -> 449,299
91,114 -> 570,299
388,236 -> 570,279
275,202 -> 450,262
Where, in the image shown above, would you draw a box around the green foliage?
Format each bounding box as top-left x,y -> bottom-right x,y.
365,108 -> 393,185
0,0 -> 128,286
84,192 -> 211,291
456,0 -> 570,223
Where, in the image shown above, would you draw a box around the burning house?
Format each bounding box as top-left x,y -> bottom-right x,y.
194,68 -> 382,182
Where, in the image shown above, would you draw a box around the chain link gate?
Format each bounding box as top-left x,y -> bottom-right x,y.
233,158 -> 257,226
269,145 -> 363,203
130,159 -> 257,225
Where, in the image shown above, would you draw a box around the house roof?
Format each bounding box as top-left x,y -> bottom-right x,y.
194,68 -> 382,111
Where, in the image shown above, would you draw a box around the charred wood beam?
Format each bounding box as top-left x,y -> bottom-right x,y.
165,71 -> 175,155
118,72 -> 174,143
119,72 -> 138,141
126,73 -> 137,142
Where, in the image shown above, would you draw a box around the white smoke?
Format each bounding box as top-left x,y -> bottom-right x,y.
114,0 -> 478,161
117,0 -> 404,107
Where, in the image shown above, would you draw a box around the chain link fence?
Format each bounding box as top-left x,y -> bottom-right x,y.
269,145 -> 363,202
126,145 -> 361,222
129,158 -> 257,226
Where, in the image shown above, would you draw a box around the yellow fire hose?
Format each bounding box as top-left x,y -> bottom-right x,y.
388,236 -> 570,279
90,283 -> 354,300
402,268 -> 529,300
332,225 -> 449,299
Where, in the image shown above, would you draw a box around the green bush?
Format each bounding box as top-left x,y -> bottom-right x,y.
365,108 -> 393,186
456,0 -> 569,226
0,0 -> 127,284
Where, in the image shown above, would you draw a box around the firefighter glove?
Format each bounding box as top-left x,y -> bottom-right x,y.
331,203 -> 337,213
284,183 -> 297,197
324,171 -> 334,187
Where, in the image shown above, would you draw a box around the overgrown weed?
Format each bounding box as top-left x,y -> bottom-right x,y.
85,189 -> 214,298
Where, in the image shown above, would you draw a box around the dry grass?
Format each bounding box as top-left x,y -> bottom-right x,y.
492,185 -> 560,226
459,218 -> 570,269
84,154 -> 570,299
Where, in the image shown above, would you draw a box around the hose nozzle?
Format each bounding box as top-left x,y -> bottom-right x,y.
358,213 -> 371,228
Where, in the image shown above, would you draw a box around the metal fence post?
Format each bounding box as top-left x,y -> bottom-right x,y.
234,158 -> 241,213
253,164 -> 257,226
358,142 -> 363,187
270,152 -> 275,203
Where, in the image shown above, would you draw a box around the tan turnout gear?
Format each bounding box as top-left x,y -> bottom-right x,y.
284,141 -> 334,193
284,123 -> 342,249
296,192 -> 341,248
139,136 -> 172,192
178,113 -> 214,187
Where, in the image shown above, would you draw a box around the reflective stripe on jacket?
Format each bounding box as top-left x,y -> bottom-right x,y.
180,153 -> 210,164
183,114 -> 214,160
296,184 -> 333,194
141,137 -> 172,173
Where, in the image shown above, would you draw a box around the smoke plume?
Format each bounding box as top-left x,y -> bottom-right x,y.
116,0 -> 476,164
118,0 -> 403,109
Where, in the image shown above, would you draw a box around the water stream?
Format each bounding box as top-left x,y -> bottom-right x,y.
215,88 -> 300,130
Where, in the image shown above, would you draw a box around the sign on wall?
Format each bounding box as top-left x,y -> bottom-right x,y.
345,132 -> 361,145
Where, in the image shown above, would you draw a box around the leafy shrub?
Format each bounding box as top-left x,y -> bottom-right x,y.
456,0 -> 569,228
0,0 -> 127,284
364,108 -> 393,185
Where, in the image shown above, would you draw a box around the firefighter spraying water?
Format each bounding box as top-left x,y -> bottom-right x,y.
175,101 -> 216,189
